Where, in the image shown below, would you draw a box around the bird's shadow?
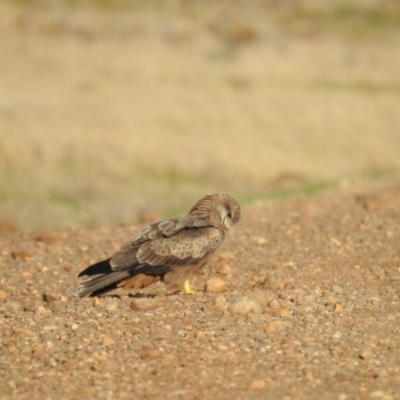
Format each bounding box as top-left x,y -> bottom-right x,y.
101,292 -> 157,299
102,289 -> 192,299
127,293 -> 159,299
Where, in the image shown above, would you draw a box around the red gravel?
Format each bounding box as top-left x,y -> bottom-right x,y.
1,178 -> 400,400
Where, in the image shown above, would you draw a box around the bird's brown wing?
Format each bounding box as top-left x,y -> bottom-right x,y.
110,225 -> 223,272
132,216 -> 213,244
110,216 -> 213,271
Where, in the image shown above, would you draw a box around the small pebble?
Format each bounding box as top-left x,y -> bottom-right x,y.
250,380 -> 266,389
255,237 -> 267,246
370,390 -> 385,398
304,294 -> 315,303
332,285 -> 343,294
45,341 -> 54,350
42,325 -> 59,331
331,331 -> 343,340
334,304 -> 343,313
0,290 -> 7,300
379,338 -> 391,347
213,295 -> 228,309
130,297 -> 162,311
13,328 -> 34,337
11,250 -> 33,260
264,275 -> 284,290
43,293 -> 58,303
248,290 -> 272,306
216,263 -> 231,275
92,298 -> 101,306
325,296 -> 337,306
314,287 -> 323,296
106,301 -> 118,311
34,234 -> 59,244
359,350 -> 374,360
63,263 -> 73,272
329,346 -> 343,355
35,305 -> 48,316
272,308 -> 291,317
369,297 -> 381,305
205,277 -> 226,293
362,197 -> 378,211
31,344 -> 44,353
100,336 -> 115,346
369,265 -> 385,279
229,298 -> 262,315
265,321 -> 292,333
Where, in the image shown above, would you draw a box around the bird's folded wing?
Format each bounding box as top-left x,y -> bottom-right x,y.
111,227 -> 223,271
132,216 -> 212,246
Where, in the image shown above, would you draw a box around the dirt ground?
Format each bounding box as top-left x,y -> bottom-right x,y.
1,177 -> 400,400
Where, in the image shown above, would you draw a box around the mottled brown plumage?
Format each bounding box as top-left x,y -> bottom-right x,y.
75,194 -> 241,297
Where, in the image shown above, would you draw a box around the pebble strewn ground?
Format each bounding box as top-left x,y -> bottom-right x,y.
1,179 -> 400,400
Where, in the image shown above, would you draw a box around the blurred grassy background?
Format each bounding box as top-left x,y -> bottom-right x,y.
1,0 -> 400,229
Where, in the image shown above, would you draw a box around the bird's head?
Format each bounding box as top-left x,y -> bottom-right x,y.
189,193 -> 241,230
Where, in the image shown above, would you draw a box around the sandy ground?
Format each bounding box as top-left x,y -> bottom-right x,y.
1,177 -> 400,399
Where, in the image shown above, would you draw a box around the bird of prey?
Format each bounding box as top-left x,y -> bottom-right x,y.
75,194 -> 241,297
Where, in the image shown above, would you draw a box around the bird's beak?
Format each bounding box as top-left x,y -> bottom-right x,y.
223,217 -> 231,228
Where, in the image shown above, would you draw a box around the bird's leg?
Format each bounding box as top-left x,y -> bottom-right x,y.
180,280 -> 199,295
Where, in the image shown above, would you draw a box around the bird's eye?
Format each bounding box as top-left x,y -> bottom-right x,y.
227,211 -> 232,219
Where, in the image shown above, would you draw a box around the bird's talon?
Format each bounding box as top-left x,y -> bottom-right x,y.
180,280 -> 199,295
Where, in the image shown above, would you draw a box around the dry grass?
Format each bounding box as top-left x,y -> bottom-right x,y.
1,1 -> 400,228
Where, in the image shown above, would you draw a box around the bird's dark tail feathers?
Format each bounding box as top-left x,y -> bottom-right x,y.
75,258 -> 131,298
